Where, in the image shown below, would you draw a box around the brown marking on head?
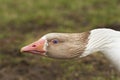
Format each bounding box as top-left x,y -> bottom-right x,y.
44,31 -> 90,59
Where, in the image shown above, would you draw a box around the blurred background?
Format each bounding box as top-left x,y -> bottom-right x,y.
0,0 -> 120,80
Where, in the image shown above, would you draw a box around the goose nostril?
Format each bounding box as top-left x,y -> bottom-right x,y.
32,45 -> 36,47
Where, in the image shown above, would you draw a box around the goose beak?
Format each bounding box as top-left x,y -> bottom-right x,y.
21,39 -> 47,56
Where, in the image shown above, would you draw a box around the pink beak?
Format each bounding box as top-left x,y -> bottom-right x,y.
21,39 -> 46,56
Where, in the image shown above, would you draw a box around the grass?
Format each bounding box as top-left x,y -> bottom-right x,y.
1,0 -> 120,27
0,0 -> 120,80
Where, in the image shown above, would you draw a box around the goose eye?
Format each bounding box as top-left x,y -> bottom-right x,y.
52,39 -> 59,44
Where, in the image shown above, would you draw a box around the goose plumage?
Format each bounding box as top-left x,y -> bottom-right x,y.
21,28 -> 120,71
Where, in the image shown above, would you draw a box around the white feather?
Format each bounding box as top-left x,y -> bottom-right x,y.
80,28 -> 120,71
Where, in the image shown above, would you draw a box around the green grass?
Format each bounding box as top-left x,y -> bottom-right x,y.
0,0 -> 120,80
1,0 -> 120,28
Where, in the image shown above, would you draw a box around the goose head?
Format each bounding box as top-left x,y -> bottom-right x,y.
21,32 -> 90,59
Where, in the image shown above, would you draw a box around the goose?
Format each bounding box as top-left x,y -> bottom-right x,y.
21,28 -> 120,71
